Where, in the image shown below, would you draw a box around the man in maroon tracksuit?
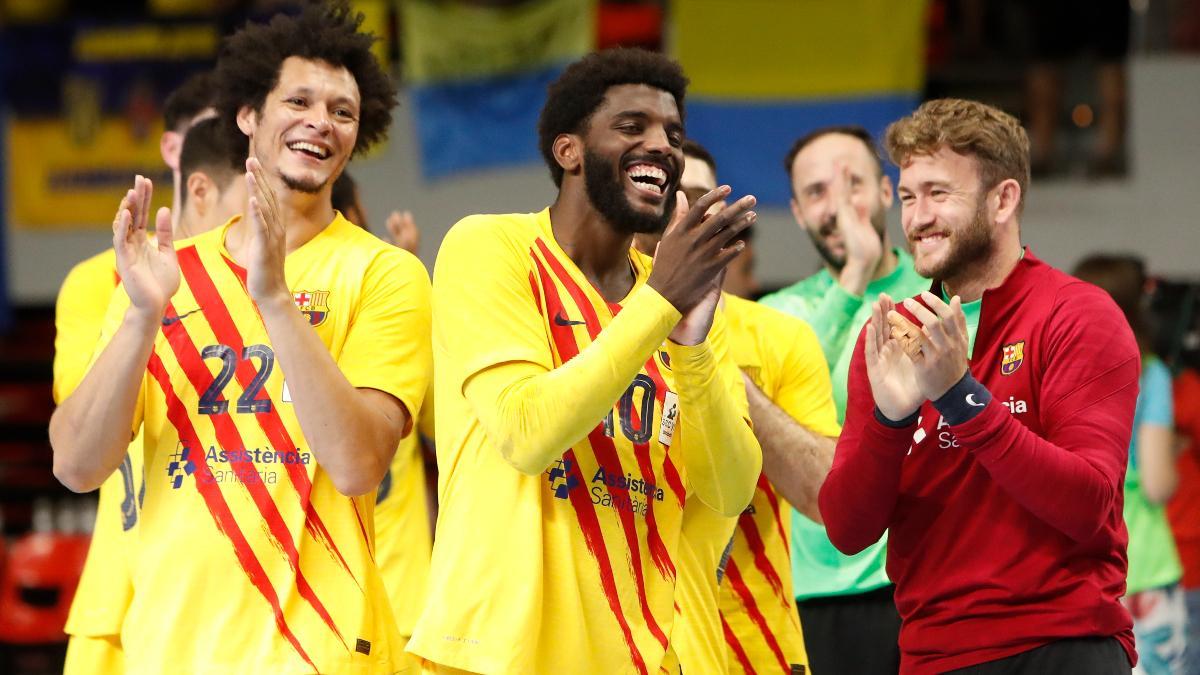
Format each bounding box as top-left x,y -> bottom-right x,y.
818,98 -> 1139,673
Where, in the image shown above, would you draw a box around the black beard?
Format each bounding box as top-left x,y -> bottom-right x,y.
806,202 -> 889,272
583,150 -> 676,235
281,172 -> 325,194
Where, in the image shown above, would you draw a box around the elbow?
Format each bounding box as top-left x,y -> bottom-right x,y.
496,432 -> 558,476
1142,476 -> 1178,506
817,483 -> 871,555
327,444 -> 393,498
51,452 -> 102,494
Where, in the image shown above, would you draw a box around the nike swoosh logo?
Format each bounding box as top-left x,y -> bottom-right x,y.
965,393 -> 985,407
162,309 -> 201,326
554,312 -> 586,327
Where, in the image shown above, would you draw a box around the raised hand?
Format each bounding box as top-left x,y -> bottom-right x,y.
112,175 -> 179,319
901,292 -> 970,401
649,186 -> 755,343
385,209 -> 420,254
864,293 -> 924,421
831,162 -> 883,296
244,157 -> 289,304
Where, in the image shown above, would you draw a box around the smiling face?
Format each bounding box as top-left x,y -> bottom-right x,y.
789,132 -> 891,271
579,83 -> 683,235
237,56 -> 360,195
897,146 -> 996,281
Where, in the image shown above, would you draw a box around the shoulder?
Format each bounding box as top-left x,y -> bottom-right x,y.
443,212 -> 542,249
759,273 -> 827,310
64,248 -> 118,285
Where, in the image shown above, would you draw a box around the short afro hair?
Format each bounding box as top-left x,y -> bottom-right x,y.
538,48 -> 688,187
179,116 -> 248,208
215,1 -> 398,158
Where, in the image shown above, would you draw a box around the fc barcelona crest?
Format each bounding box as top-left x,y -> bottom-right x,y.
293,290 -> 330,327
1001,340 -> 1025,375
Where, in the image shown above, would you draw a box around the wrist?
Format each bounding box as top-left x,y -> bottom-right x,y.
254,289 -> 296,316
125,305 -> 165,333
932,371 -> 991,425
837,262 -> 871,295
874,406 -> 920,428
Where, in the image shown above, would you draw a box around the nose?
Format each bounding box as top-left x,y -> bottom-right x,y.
306,105 -> 333,134
904,194 -> 935,233
642,125 -> 671,154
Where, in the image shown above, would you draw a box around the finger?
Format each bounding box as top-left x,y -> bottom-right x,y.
865,320 -> 881,366
700,194 -> 756,239
663,191 -> 690,238
878,292 -> 894,315
154,207 -> 174,252
686,186 -> 733,229
871,301 -> 889,354
920,290 -> 954,320
113,209 -> 132,247
902,297 -> 940,329
706,209 -> 757,251
113,189 -> 135,237
951,296 -> 968,338
138,176 -> 153,232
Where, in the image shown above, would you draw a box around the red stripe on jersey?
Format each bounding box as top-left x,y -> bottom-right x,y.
147,352 -> 318,672
528,270 -> 543,316
534,242 -> 671,648
160,301 -> 347,648
725,558 -> 790,673
351,498 -> 373,559
758,476 -> 790,562
721,611 -> 758,675
622,391 -> 676,581
641,357 -> 686,507
531,253 -> 648,674
736,502 -> 788,606
189,249 -> 362,590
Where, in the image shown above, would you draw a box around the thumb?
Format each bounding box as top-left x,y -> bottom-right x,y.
154,207 -> 174,252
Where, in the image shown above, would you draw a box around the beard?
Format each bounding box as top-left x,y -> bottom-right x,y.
281,172 -> 326,194
805,201 -> 889,272
913,194 -> 994,280
583,150 -> 677,235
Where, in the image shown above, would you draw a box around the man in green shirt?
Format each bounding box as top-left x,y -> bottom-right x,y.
760,126 -> 928,673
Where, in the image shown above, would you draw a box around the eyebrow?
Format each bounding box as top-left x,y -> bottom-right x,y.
613,110 -> 682,130
287,86 -> 358,109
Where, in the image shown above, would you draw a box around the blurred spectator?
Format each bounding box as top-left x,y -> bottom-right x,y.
1075,254 -> 1187,674
1169,367 -> 1200,675
1023,0 -> 1131,178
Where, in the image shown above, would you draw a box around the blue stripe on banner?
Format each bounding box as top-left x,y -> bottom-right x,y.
683,94 -> 918,207
411,64 -> 566,180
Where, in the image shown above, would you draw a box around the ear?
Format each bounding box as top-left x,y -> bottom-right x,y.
991,178 -> 1021,226
878,173 -> 894,210
236,105 -> 257,140
160,131 -> 182,172
186,172 -> 211,216
552,134 -> 583,178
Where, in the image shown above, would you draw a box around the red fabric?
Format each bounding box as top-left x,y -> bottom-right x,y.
818,252 -> 1139,674
1168,369 -> 1200,588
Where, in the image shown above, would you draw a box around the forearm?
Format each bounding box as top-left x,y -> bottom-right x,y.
952,393 -> 1128,542
466,284 -> 679,475
818,412 -> 911,554
746,383 -> 836,523
50,309 -> 156,492
671,341 -> 762,517
258,295 -> 404,496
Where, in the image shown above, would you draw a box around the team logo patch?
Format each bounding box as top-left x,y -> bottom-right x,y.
166,441 -> 197,490
1001,340 -> 1025,375
546,458 -> 579,499
293,290 -> 330,327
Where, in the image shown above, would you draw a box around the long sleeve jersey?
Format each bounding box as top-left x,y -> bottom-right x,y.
818,251 -> 1139,673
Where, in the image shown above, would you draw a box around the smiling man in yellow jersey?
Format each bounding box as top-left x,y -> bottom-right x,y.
49,4 -> 431,673
56,107 -> 239,674
408,49 -> 761,674
638,140 -> 841,674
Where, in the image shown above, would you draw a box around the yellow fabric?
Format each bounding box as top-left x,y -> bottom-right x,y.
408,209 -> 759,674
63,634 -> 124,675
93,214 -> 431,675
373,429 -> 432,637
672,0 -> 927,98
672,502 -> 738,673
719,295 -> 840,673
55,248 -> 142,650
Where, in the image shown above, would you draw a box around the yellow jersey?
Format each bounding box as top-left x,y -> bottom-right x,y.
408,209 -> 755,674
373,415 -> 432,638
95,214 -> 431,674
720,295 -> 840,674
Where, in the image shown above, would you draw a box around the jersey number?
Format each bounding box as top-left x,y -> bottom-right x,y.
197,343 -> 275,415
602,375 -> 656,444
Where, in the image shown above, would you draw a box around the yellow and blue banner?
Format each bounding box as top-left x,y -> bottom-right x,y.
401,0 -> 594,178
671,0 -> 928,205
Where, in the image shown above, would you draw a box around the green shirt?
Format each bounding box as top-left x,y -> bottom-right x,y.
1124,356 -> 1183,593
760,249 -> 928,599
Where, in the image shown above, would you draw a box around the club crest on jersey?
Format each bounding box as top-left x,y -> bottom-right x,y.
1001,340 -> 1025,375
293,290 -> 330,327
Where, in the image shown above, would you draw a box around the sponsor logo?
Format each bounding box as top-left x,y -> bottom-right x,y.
166,443 -> 312,489
546,459 -> 664,517
926,397 -> 1029,450
965,393 -> 985,407
546,458 -> 580,499
161,308 -> 200,326
166,442 -> 197,489
553,311 -> 586,327
293,290 -> 330,327
1001,340 -> 1024,375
